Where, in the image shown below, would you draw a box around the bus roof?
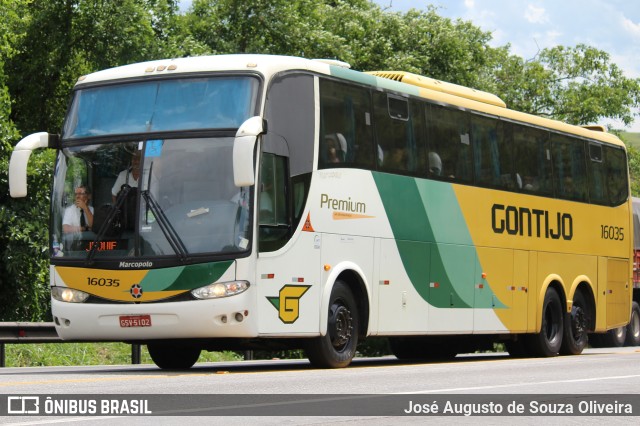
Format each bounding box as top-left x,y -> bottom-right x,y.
75,54 -> 625,148
366,71 -> 507,108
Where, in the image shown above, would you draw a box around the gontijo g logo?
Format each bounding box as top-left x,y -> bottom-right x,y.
267,285 -> 310,323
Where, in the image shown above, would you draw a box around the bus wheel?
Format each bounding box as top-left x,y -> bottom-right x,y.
306,281 -> 359,368
560,291 -> 589,355
147,344 -> 201,370
601,326 -> 626,347
526,287 -> 563,357
625,301 -> 640,346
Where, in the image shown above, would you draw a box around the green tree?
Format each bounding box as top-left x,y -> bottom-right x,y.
186,0 -> 345,57
0,0 -> 53,320
184,1 -> 500,89
491,44 -> 640,126
0,0 -> 196,320
6,0 -> 191,135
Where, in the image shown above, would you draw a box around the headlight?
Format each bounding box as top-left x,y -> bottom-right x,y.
51,286 -> 89,303
191,280 -> 250,299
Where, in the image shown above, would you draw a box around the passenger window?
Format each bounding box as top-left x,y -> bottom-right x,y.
513,125 -> 552,195
604,146 -> 628,206
319,79 -> 374,169
471,114 -> 514,189
588,143 -> 607,205
426,105 -> 472,182
551,134 -> 588,202
374,93 -> 426,174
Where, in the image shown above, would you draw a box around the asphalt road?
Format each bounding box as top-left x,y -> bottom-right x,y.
1,347 -> 639,425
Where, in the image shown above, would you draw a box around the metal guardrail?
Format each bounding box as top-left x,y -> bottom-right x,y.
0,322 -> 60,342
0,322 -> 141,367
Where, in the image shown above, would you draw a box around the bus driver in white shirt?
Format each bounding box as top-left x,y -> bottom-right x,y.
62,185 -> 94,233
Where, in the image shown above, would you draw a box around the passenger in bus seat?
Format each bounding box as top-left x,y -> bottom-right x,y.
385,147 -> 408,170
428,152 -> 442,176
522,175 -> 538,191
62,185 -> 94,233
324,133 -> 347,163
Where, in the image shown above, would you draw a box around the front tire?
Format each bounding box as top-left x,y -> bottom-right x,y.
526,287 -> 563,357
147,343 -> 201,370
306,281 -> 359,368
560,291 -> 590,355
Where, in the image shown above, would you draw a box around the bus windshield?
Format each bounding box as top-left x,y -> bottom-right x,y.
51,138 -> 251,260
63,76 -> 259,139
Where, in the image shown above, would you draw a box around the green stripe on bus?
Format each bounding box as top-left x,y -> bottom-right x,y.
373,172 -> 505,309
140,260 -> 234,291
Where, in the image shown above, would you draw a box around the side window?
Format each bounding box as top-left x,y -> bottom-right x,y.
587,143 -> 608,205
513,125 -> 552,195
264,73 -> 314,176
604,145 -> 628,206
374,93 -> 426,174
259,153 -> 289,252
551,134 -> 588,202
471,114 -> 514,189
426,105 -> 472,182
319,79 -> 374,169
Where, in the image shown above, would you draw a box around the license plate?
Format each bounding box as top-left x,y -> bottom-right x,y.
119,315 -> 152,327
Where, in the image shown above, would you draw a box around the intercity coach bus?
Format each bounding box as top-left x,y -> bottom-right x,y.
9,54 -> 633,369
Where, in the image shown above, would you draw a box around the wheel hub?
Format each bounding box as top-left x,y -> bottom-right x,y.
571,305 -> 587,340
328,302 -> 352,350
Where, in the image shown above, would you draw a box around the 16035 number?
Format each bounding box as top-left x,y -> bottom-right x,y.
601,225 -> 624,241
86,277 -> 120,287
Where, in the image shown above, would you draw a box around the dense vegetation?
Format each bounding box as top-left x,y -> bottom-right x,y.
1,0 -> 640,322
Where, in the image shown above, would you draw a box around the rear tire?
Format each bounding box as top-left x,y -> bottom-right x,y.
526,287 -> 563,357
601,326 -> 627,347
560,291 -> 590,355
625,301 -> 640,347
306,281 -> 359,368
147,344 -> 201,370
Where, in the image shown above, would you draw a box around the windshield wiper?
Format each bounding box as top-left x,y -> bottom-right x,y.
86,184 -> 132,263
141,189 -> 188,261
142,161 -> 188,261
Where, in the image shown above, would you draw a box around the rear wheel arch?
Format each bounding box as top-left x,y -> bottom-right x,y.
535,277 -> 566,331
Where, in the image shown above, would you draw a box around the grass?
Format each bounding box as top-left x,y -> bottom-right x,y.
3,342 -> 241,367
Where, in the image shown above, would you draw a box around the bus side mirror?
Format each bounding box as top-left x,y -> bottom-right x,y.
233,116 -> 265,187
9,132 -> 59,198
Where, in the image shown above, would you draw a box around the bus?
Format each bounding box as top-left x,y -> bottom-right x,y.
9,54 -> 634,369
592,197 -> 640,347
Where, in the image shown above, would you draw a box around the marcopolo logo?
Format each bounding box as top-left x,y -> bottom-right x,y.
119,261 -> 153,268
267,285 -> 311,324
130,284 -> 143,299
